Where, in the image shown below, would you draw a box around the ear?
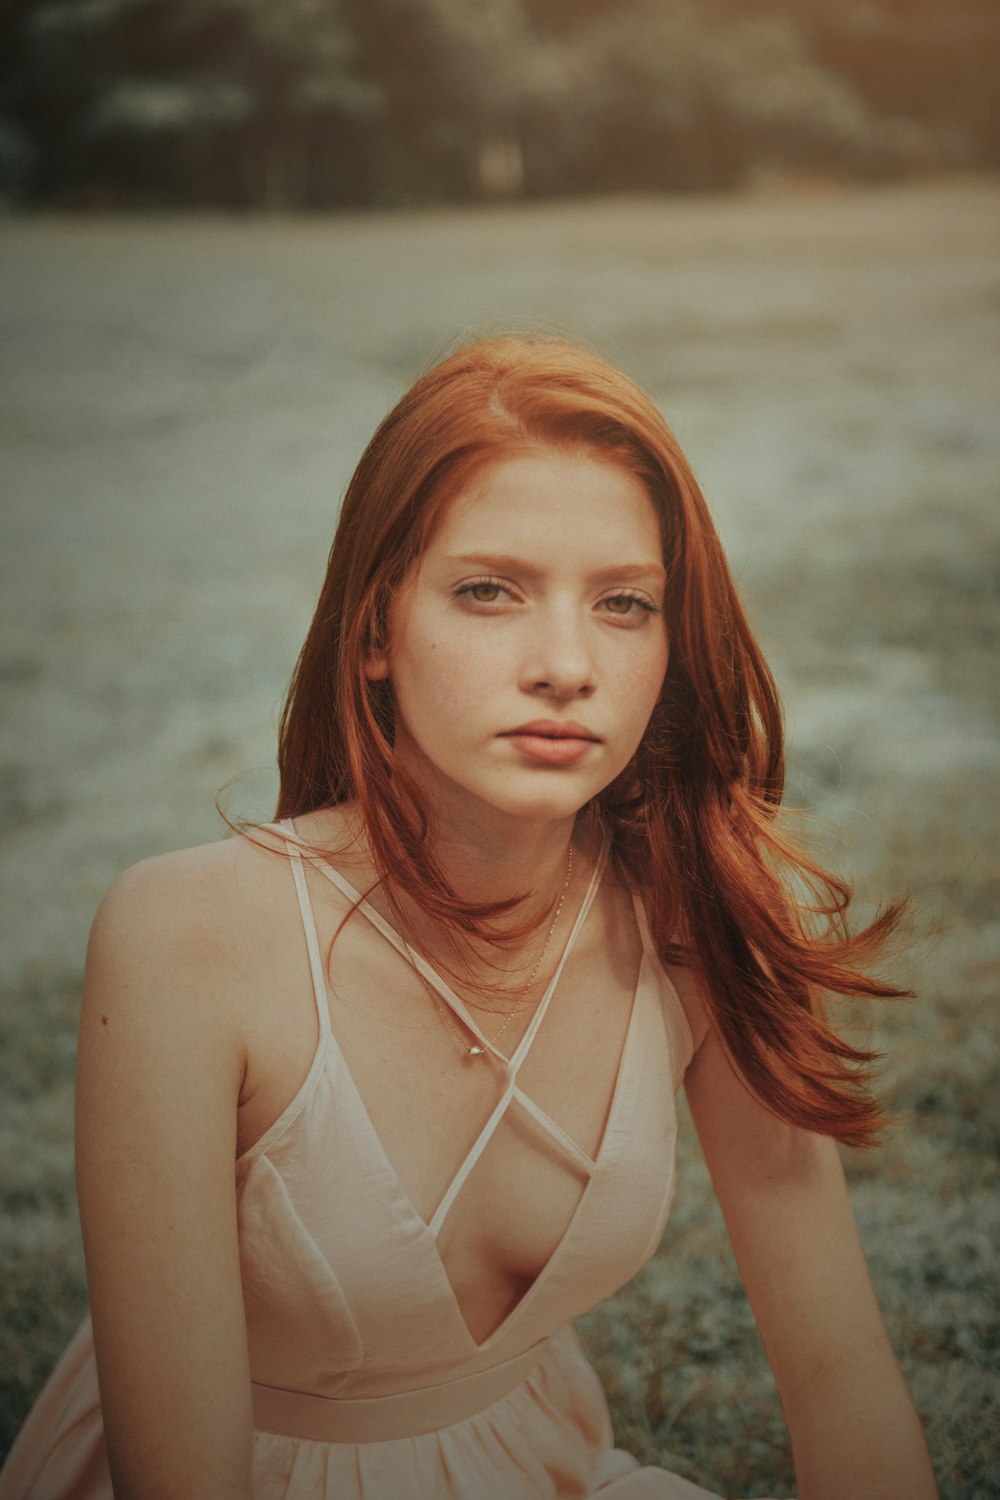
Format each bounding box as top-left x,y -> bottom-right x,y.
364,650 -> 390,682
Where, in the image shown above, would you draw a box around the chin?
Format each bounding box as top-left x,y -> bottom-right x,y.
405,756 -> 605,828
484,787 -> 599,824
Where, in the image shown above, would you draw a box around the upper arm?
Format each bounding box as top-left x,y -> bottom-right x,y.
76,852 -> 254,1500
683,1022 -> 893,1413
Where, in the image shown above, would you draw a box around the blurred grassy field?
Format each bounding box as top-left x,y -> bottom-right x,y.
1,178 -> 998,1496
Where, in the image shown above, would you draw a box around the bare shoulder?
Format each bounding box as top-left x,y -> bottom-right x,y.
83,827 -> 303,1050
94,838 -> 238,924
90,828 -> 291,959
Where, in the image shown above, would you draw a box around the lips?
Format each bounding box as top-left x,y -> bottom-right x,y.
499,720 -> 602,766
502,720 -> 601,742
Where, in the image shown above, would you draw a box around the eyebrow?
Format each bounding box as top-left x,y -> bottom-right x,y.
442,553 -> 667,584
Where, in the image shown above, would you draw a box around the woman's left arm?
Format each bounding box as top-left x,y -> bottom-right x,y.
683,1024 -> 938,1500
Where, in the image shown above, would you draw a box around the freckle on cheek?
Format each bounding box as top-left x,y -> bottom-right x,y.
101,1015 -> 108,1026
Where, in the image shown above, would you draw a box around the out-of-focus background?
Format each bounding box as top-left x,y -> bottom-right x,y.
0,0 -> 998,209
1,2 -> 998,1495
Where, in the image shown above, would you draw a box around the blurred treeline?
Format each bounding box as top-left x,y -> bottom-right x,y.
1,0 -> 996,211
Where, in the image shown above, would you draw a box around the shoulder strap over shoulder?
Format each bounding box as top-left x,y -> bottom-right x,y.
630,891 -> 710,1087
264,819 -> 333,1044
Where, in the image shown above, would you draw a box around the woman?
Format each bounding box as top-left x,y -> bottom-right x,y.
1,332 -> 938,1499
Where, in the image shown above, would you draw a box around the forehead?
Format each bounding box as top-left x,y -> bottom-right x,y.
425,449 -> 662,557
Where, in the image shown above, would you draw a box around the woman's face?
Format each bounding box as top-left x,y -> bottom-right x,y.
371,448 -> 669,834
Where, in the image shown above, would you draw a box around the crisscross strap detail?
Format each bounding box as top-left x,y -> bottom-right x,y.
273,819 -> 608,1240
420,858 -> 605,1237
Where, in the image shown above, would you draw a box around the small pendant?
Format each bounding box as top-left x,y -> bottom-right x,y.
467,1044 -> 486,1059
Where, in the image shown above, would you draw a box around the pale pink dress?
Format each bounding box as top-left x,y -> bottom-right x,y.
0,824 -> 751,1500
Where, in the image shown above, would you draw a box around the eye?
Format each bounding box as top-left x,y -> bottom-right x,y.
600,590 -> 660,619
452,577 -> 515,606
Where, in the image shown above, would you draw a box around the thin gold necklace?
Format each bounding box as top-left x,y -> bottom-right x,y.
401,843 -> 574,1062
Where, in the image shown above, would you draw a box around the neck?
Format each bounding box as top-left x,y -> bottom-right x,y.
429,813 -> 577,910
403,814 -> 581,1003
388,765 -> 587,988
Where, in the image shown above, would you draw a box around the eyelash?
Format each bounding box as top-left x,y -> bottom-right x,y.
452,579 -> 661,617
453,577 -> 512,605
601,591 -> 660,617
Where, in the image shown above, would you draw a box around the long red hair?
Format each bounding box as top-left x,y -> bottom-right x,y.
277,331 -> 906,1147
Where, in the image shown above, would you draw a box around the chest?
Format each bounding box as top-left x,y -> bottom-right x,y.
238,868 -> 649,1343
332,924 -> 636,1226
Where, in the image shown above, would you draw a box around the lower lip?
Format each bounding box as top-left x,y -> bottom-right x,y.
503,734 -> 598,766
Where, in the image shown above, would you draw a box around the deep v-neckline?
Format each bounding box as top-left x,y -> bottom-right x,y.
282,826 -> 647,1351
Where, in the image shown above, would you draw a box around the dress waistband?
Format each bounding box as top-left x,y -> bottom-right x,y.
251,1335 -> 557,1444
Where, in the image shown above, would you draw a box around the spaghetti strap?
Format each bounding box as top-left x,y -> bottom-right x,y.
270,819 -> 333,1044
309,838 -> 608,1067
308,855 -> 496,1052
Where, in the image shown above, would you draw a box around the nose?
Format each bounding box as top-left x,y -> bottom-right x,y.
519,605 -> 596,700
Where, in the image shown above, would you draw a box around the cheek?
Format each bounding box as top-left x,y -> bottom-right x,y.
401,614 -> 509,688
392,623 -> 484,729
621,634 -> 669,701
